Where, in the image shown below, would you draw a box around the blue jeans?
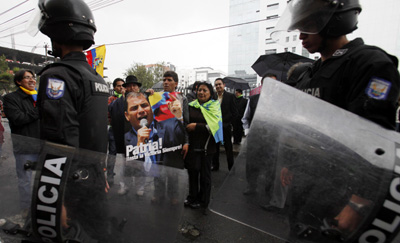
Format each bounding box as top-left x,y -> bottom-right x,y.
14,153 -> 38,210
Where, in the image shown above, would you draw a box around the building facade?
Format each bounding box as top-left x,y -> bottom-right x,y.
177,67 -> 226,92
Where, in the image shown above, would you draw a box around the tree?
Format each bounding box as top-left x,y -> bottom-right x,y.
151,62 -> 166,84
124,62 -> 168,90
124,63 -> 155,89
0,55 -> 14,94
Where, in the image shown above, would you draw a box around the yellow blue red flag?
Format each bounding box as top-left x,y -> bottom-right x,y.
86,45 -> 106,77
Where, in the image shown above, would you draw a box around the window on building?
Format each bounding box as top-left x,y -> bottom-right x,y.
292,47 -> 296,52
265,38 -> 274,44
284,47 -> 288,52
293,35 -> 297,41
267,3 -> 279,10
266,27 -> 274,35
266,14 -> 279,20
286,36 -> 289,42
265,49 -> 277,55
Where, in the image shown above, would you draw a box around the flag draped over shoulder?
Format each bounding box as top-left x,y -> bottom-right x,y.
148,92 -> 178,122
189,99 -> 223,144
86,45 -> 106,77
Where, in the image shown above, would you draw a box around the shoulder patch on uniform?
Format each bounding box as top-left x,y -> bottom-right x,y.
46,78 -> 65,99
365,77 -> 391,100
332,49 -> 348,57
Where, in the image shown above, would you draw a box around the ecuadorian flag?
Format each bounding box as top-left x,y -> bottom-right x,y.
148,92 -> 178,121
189,99 -> 223,144
86,45 -> 106,77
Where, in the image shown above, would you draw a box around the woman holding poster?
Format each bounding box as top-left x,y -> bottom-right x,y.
184,81 -> 223,215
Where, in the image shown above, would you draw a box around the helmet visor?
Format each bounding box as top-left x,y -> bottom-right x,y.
26,7 -> 43,37
271,0 -> 339,41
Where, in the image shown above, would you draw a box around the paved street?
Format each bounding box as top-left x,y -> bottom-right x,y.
174,142 -> 284,243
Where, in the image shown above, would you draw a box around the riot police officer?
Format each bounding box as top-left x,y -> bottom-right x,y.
34,0 -> 110,241
272,0 -> 400,237
37,0 -> 109,153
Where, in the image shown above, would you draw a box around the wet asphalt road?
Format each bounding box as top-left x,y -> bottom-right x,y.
174,142 -> 284,243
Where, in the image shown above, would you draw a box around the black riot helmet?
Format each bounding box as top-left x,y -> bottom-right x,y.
272,0 -> 362,41
38,0 -> 96,50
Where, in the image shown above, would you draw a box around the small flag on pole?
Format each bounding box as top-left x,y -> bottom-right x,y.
86,45 -> 106,77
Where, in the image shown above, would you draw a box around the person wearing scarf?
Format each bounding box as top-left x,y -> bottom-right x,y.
184,81 -> 223,215
3,69 -> 40,216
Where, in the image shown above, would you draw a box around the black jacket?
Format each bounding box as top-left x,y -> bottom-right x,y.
219,91 -> 237,125
38,52 -> 109,153
235,96 -> 248,120
4,88 -> 40,153
296,38 -> 400,130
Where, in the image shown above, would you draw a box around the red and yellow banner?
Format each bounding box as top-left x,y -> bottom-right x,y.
86,45 -> 106,77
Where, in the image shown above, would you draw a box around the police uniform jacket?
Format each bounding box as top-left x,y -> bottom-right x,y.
4,88 -> 40,154
38,51 -> 109,153
296,38 -> 400,130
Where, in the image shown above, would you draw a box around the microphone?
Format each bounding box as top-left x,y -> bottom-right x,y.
140,118 -> 149,143
140,118 -> 148,128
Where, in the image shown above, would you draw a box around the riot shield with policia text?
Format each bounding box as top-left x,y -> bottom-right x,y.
210,79 -> 400,243
0,132 -> 187,243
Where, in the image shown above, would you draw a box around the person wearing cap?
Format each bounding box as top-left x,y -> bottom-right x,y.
123,75 -> 142,93
272,0 -> 400,234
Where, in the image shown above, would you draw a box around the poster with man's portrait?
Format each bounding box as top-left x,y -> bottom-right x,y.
124,92 -> 186,169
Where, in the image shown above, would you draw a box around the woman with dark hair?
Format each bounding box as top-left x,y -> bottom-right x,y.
184,81 -> 223,214
3,69 -> 40,216
186,81 -> 201,103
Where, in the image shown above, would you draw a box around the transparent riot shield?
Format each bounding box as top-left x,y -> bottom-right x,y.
0,132 -> 187,243
210,80 -> 400,243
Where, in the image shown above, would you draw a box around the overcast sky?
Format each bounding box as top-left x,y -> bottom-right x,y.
0,0 -> 230,81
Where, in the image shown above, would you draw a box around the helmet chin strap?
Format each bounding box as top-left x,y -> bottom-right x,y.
48,41 -> 63,58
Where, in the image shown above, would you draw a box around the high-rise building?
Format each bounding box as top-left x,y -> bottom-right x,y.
228,0 -> 260,76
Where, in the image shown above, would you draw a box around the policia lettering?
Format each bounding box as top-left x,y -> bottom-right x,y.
359,146 -> 400,243
32,156 -> 68,243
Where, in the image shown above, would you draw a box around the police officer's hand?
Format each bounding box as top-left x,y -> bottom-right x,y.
334,195 -> 371,233
168,95 -> 183,120
137,126 -> 151,145
280,167 -> 293,187
334,205 -> 362,233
